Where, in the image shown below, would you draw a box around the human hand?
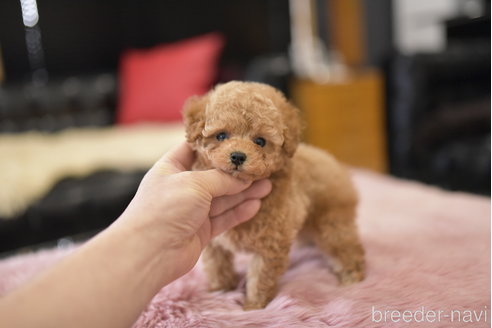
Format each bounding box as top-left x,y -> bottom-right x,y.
0,142 -> 271,328
118,142 -> 272,278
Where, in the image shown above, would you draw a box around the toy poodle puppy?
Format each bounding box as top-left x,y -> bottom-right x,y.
183,81 -> 365,310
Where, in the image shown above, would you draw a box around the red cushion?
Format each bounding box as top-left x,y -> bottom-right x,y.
117,33 -> 223,124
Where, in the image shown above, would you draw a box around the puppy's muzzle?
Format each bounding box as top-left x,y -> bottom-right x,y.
230,151 -> 247,166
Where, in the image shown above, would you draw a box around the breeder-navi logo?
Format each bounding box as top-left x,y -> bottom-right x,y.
371,306 -> 489,324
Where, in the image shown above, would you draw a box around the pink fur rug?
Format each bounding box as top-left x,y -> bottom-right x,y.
0,170 -> 490,327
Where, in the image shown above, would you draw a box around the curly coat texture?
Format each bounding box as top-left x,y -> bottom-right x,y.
183,81 -> 365,310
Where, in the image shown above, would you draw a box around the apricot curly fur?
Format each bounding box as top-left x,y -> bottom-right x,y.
183,81 -> 365,310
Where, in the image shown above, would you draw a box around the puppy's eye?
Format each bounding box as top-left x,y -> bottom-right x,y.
254,137 -> 266,147
216,132 -> 229,141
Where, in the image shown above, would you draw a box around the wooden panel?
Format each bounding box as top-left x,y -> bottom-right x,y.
291,69 -> 387,172
327,0 -> 366,67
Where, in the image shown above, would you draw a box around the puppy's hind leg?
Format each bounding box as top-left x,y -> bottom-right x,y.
202,243 -> 238,291
314,206 -> 365,286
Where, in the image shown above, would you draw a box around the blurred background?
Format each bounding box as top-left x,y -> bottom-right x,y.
0,0 -> 490,254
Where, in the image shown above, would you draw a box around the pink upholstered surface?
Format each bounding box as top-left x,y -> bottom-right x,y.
1,170 -> 490,327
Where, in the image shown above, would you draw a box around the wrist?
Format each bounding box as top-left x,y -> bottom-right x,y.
104,218 -> 182,288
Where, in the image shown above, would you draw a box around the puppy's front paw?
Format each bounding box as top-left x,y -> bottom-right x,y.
208,274 -> 239,292
243,299 -> 267,311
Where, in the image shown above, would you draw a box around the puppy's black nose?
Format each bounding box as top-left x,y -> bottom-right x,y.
230,152 -> 247,166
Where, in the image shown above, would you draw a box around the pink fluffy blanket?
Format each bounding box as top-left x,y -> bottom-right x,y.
0,170 -> 490,327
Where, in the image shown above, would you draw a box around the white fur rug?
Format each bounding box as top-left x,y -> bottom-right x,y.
0,124 -> 185,218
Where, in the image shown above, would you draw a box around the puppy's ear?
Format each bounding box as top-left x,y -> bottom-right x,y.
280,101 -> 302,157
182,95 -> 208,143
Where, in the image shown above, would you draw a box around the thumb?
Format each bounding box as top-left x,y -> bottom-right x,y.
153,142 -> 195,175
192,169 -> 253,199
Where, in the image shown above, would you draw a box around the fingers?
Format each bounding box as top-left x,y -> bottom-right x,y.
209,179 -> 271,217
153,141 -> 260,200
192,169 -> 253,198
154,142 -> 195,175
210,199 -> 261,238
